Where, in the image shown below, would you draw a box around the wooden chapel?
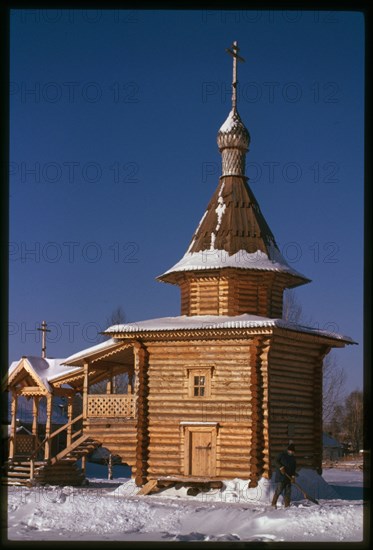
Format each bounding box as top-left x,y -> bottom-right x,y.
4,42 -> 354,488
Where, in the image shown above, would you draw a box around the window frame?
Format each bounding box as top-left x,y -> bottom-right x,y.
186,367 -> 214,399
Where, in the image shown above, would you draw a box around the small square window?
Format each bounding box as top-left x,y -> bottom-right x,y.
188,368 -> 212,398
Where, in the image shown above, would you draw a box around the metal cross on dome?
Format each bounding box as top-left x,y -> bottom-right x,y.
226,41 -> 245,110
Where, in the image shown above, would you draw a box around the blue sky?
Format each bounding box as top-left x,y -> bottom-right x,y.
9,9 -> 364,393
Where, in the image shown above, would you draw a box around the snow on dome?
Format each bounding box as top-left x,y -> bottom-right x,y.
217,108 -> 250,151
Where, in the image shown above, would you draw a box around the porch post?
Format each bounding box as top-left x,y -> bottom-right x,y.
9,391 -> 18,461
106,367 -> 113,394
83,362 -> 89,421
32,396 -> 40,452
81,455 -> 87,475
67,395 -> 73,447
44,394 -> 52,461
129,373 -> 134,395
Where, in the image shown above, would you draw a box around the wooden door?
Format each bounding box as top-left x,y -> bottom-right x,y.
190,430 -> 212,476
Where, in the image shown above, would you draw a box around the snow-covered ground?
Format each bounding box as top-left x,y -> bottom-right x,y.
6,467 -> 364,542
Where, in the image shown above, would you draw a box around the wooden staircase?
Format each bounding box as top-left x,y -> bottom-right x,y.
2,433 -> 102,487
50,434 -> 102,465
2,461 -> 44,486
34,435 -> 103,486
2,459 -> 86,487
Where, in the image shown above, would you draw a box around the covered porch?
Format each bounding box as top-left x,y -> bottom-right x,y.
4,340 -> 140,465
58,339 -> 145,478
4,357 -> 81,463
55,340 -> 139,423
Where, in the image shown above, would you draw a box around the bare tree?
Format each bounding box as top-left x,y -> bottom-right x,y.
106,306 -> 126,327
322,353 -> 346,426
283,289 -> 303,324
325,403 -> 345,441
343,390 -> 363,452
98,306 -> 126,343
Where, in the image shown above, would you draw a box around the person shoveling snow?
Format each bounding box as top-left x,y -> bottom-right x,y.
271,443 -> 297,508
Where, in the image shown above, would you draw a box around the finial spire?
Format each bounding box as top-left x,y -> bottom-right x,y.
217,41 -> 250,177
226,41 -> 245,110
37,320 -> 51,358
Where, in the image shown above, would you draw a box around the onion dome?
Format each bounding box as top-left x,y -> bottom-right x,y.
217,107 -> 250,152
217,107 -> 250,177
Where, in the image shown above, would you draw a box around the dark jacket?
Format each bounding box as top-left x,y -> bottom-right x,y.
275,451 -> 297,483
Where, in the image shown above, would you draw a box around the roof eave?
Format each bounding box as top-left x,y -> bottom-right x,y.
273,325 -> 357,347
156,266 -> 311,287
63,339 -> 122,366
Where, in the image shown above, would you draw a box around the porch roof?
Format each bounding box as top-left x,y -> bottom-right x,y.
62,338 -> 124,366
6,357 -> 82,393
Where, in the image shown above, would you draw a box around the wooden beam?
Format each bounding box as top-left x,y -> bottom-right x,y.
134,342 -> 149,486
50,386 -> 76,397
106,367 -> 113,394
81,455 -> 87,474
17,386 -> 47,396
32,396 -> 40,452
83,362 -> 89,421
9,391 -> 17,460
67,396 -> 73,447
44,394 -> 52,461
137,479 -> 159,496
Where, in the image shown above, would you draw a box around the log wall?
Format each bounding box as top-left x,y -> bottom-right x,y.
134,342 -> 150,486
178,270 -> 291,318
143,338 -> 268,481
82,329 -> 336,485
267,332 -> 330,473
85,417 -> 137,475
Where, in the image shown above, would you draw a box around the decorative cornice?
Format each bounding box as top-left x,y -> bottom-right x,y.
90,342 -> 133,364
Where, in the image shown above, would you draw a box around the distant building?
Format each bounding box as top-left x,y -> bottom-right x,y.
323,433 -> 344,460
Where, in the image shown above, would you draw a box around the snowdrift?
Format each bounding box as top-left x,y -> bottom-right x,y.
131,468 -> 339,504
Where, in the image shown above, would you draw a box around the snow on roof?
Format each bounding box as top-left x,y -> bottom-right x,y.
63,338 -> 120,365
8,356 -> 81,391
9,360 -> 19,375
159,248 -> 307,280
104,313 -> 355,343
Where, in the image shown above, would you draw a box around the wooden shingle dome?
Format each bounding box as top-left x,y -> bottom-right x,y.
217,108 -> 250,176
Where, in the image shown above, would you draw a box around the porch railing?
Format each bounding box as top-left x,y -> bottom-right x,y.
26,413 -> 84,480
15,434 -> 36,456
87,394 -> 136,418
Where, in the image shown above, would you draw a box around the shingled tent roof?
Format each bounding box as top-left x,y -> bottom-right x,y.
158,41 -> 309,288
158,174 -> 310,286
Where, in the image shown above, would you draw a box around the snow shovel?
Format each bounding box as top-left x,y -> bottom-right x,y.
285,473 -> 319,505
